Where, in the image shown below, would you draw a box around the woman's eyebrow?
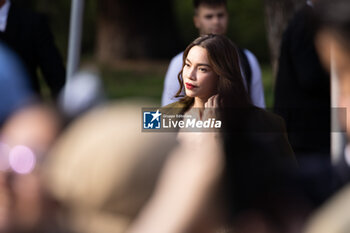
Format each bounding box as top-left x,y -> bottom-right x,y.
186,58 -> 211,67
197,63 -> 211,67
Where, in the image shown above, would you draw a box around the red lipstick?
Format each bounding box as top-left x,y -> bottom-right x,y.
185,83 -> 196,90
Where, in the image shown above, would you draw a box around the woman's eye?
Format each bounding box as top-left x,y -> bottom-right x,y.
185,63 -> 190,67
199,68 -> 207,72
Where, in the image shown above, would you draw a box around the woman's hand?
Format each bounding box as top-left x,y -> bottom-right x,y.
204,94 -> 219,108
202,94 -> 218,121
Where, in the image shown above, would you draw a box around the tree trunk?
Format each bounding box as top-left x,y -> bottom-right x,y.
96,0 -> 182,62
264,0 -> 305,76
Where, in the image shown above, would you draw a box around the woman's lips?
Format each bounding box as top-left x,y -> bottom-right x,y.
185,83 -> 197,90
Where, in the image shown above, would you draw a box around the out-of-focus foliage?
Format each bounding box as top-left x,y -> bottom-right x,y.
13,0 -> 268,62
228,0 -> 269,62
10,0 -> 273,105
172,0 -> 197,47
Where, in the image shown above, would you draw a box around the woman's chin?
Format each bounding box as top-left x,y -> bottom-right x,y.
185,90 -> 197,97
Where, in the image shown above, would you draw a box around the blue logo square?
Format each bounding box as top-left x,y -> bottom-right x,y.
143,110 -> 161,129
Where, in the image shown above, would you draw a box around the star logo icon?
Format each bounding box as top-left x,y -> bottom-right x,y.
150,110 -> 161,122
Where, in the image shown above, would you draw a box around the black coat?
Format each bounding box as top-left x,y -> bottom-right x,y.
163,100 -> 296,217
273,4 -> 330,155
0,4 -> 65,98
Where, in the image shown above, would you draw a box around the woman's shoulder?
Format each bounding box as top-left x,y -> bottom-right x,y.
248,107 -> 295,160
246,107 -> 286,132
161,100 -> 192,115
162,101 -> 186,109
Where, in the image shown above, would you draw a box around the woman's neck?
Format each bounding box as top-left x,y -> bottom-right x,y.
193,97 -> 207,109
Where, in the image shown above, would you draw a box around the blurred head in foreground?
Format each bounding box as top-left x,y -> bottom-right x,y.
0,104 -> 62,233
1,104 -> 60,158
43,102 -> 177,233
315,0 -> 350,137
303,1 -> 350,232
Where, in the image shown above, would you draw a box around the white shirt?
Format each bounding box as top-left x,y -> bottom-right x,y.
0,0 -> 10,32
161,49 -> 266,108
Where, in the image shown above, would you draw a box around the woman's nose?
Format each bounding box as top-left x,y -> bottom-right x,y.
186,68 -> 196,81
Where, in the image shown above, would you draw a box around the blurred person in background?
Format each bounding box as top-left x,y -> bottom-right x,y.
304,0 -> 350,232
161,0 -> 265,109
273,0 -> 334,208
0,0 -> 66,100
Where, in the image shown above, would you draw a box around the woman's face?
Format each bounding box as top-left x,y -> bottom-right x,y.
182,46 -> 218,100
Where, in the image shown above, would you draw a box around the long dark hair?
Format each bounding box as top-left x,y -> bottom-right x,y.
175,34 -> 252,109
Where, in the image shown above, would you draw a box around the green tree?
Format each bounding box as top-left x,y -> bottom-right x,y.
96,0 -> 182,62
264,0 -> 305,76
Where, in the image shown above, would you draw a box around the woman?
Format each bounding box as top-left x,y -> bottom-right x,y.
164,34 -> 251,118
129,35 -> 295,233
174,32 -> 294,215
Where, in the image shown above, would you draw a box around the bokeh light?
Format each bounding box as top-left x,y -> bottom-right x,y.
9,145 -> 36,174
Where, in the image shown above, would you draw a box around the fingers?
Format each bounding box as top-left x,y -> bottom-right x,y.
202,95 -> 219,121
213,95 -> 219,108
205,95 -> 219,108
